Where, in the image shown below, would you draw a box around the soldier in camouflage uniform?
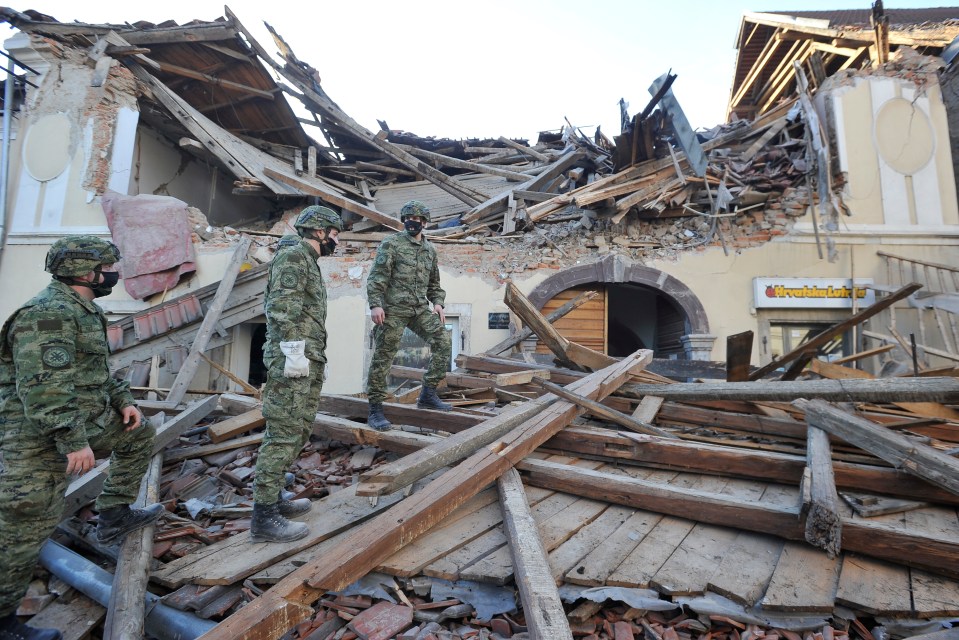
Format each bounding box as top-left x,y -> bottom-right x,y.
366,200 -> 452,431
251,205 -> 343,543
0,236 -> 162,640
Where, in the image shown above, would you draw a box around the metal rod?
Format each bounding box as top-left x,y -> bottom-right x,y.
0,62 -> 13,265
911,333 -> 919,376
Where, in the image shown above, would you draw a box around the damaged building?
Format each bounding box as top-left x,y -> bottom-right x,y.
0,3 -> 958,640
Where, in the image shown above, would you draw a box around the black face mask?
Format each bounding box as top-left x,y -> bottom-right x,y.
91,270 -> 120,298
320,237 -> 337,256
404,219 -> 423,235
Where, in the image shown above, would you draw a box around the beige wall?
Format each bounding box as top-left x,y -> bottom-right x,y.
132,130 -> 273,225
830,75 -> 959,227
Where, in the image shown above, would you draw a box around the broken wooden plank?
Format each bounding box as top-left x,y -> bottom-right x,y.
749,283 -> 923,380
208,408 -> 265,444
462,149 -> 583,224
395,143 -> 531,181
497,467 -> 573,639
165,432 -> 263,463
622,377 -> 959,403
103,453 -> 162,640
485,290 -> 599,356
835,554 -> 913,616
355,355 -> 639,496
264,167 -> 403,231
317,395 -> 482,432
533,376 -> 676,439
760,542 -> 841,612
798,398 -> 959,496
504,282 -> 616,371
166,238 -> 251,405
26,592 -> 105,640
726,331 -> 753,382
195,350 -> 651,640
801,425 -> 842,557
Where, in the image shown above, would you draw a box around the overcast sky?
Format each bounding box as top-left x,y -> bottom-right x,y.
1,1 -> 952,142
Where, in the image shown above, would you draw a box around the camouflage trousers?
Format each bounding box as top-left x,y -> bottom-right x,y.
366,307 -> 451,405
253,354 -> 324,504
0,403 -> 154,616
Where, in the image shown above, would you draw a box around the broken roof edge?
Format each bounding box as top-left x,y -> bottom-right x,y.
737,8 -> 959,49
0,6 -> 239,43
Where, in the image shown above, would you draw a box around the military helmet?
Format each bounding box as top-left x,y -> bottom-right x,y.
294,205 -> 343,235
45,235 -> 121,277
400,200 -> 431,222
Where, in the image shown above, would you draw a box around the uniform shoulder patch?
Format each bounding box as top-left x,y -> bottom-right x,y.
278,269 -> 299,289
41,345 -> 72,369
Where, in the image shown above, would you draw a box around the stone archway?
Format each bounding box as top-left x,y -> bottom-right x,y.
528,254 -> 714,360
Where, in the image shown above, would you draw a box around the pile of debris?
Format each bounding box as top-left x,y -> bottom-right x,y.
16,281 -> 957,640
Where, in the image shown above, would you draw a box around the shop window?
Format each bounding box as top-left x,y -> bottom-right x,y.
767,322 -> 851,363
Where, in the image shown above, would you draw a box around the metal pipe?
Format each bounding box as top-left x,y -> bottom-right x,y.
39,540 -> 218,640
0,61 -> 14,263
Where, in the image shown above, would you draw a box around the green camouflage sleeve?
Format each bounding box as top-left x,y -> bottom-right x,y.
427,248 -> 446,308
366,239 -> 394,308
106,376 -> 135,411
10,310 -> 89,455
265,248 -> 310,341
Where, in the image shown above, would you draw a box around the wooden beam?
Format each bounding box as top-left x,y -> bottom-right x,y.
165,432 -> 263,463
619,377 -> 959,403
166,238 -> 251,405
726,331 -> 754,382
801,426 -> 842,557
532,377 -> 676,439
830,343 -> 896,365
195,351 -> 652,640
497,136 -> 551,162
504,282 -> 616,372
808,359 -> 959,421
103,453 -> 162,640
748,283 -> 923,380
497,467 -> 573,639
394,144 -> 531,182
485,290 -> 599,356
264,167 -> 402,231
463,149 -> 583,224
518,458 -> 959,577
317,395 -> 482,432
145,57 -> 275,99
797,399 -> 959,496
356,361 -> 628,496
545,426 -> 959,506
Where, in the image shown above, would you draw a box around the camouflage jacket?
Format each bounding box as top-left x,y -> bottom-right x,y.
263,238 -> 328,363
0,280 -> 134,455
367,231 -> 446,311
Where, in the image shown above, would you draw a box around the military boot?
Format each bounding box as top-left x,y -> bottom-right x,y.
0,613 -> 62,640
277,478 -> 312,518
367,403 -> 392,431
417,386 -> 452,411
250,502 -> 309,543
96,503 -> 165,544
